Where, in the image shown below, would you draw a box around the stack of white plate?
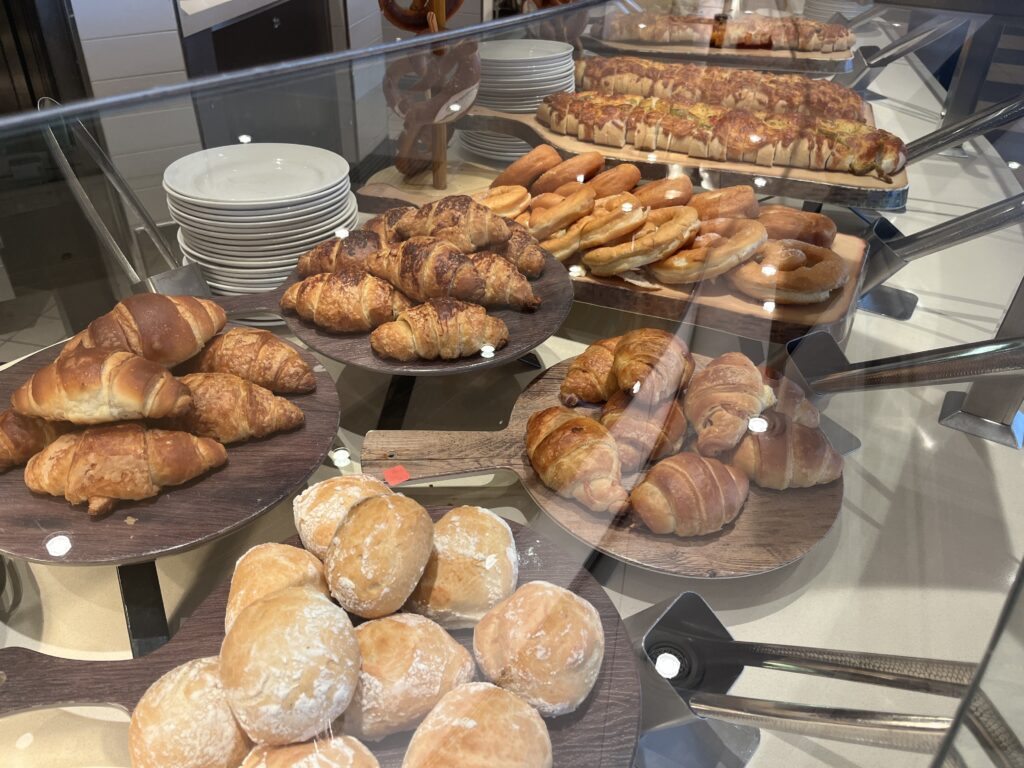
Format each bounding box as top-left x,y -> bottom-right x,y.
461,39 -> 575,162
801,0 -> 871,23
164,143 -> 357,299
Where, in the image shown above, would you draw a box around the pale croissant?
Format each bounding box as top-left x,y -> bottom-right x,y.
612,328 -> 695,404
470,252 -> 541,311
559,337 -> 621,407
0,409 -> 71,471
169,373 -> 304,444
369,299 -> 508,361
183,328 -> 316,394
728,413 -> 843,490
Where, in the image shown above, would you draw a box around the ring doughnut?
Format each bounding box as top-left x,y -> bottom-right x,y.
648,217 -> 767,284
530,151 -> 605,195
689,185 -> 760,220
528,187 -> 596,240
541,217 -> 588,261
490,144 -> 562,189
553,180 -> 586,197
634,176 -> 694,209
474,185 -> 531,218
584,163 -> 642,198
578,193 -> 647,250
728,239 -> 849,304
757,204 -> 837,247
530,192 -> 566,210
582,205 -> 700,276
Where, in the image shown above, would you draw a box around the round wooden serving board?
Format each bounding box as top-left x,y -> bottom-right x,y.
215,254 -> 573,377
0,524 -> 642,767
362,358 -> 844,578
0,339 -> 339,566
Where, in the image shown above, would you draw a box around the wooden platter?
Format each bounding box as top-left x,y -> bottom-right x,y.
581,34 -> 855,73
214,257 -> 573,377
362,358 -> 844,579
458,106 -> 910,210
0,339 -> 339,566
0,525 -> 642,767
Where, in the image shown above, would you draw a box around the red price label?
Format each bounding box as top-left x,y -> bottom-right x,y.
382,465 -> 410,486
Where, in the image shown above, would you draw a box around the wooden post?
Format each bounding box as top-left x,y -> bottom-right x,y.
429,0 -> 448,190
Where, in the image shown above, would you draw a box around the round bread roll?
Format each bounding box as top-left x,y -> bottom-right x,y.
225,543 -> 329,632
325,493 -> 433,618
402,682 -> 552,768
473,581 -> 604,716
344,613 -> 475,741
293,475 -> 393,560
405,505 -> 518,628
129,656 -> 250,768
220,587 -> 361,745
240,735 -> 379,767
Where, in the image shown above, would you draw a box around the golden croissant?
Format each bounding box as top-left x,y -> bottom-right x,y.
296,231 -> 382,276
0,409 -> 71,471
61,294 -> 226,367
361,206 -> 414,245
729,413 -> 843,490
370,299 -> 509,362
184,328 -> 315,394
612,328 -> 695,404
525,405 -> 628,514
12,348 -> 192,424
169,373 -> 304,444
600,391 -> 687,473
497,220 -> 546,278
280,269 -> 413,332
24,423 -> 227,516
367,237 -> 485,303
559,337 -> 621,407
470,252 -> 541,311
394,195 -> 511,253
684,352 -> 777,457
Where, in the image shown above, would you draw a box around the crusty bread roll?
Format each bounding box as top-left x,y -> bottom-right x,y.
405,505 -> 518,629
224,543 -> 329,633
129,656 -> 250,768
402,682 -> 552,768
220,587 -> 361,745
325,493 -> 433,618
343,613 -> 475,741
293,475 -> 393,560
240,735 -> 379,767
474,581 -> 604,716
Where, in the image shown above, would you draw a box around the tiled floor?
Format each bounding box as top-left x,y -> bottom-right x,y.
0,295 -> 67,364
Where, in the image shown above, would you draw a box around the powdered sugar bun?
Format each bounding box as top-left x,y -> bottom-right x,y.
293,475 -> 393,560
343,613 -> 475,741
402,682 -> 552,768
225,543 -> 329,632
129,656 -> 250,768
220,587 -> 361,745
473,581 -> 604,716
325,493 -> 433,619
405,506 -> 518,629
240,735 -> 379,767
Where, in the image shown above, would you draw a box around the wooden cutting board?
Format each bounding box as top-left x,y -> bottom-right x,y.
362,357 -> 844,579
0,525 -> 642,767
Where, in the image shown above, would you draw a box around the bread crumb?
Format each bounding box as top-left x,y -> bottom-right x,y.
125,516 -> 137,526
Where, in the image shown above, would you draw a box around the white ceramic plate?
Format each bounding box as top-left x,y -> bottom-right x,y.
178,232 -> 303,267
186,259 -> 294,280
181,220 -> 353,256
167,191 -> 349,225
478,39 -> 573,62
165,177 -> 350,212
163,143 -> 350,205
478,74 -> 575,92
173,198 -> 356,242
169,201 -> 348,234
206,278 -> 283,294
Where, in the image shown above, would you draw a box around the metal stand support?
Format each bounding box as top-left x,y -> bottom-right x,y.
116,561 -> 170,658
858,285 -> 920,321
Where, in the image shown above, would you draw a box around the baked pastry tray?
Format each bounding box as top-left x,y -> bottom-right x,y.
459,106 -> 910,211
363,357 -> 844,579
0,335 -> 340,565
0,525 -> 642,767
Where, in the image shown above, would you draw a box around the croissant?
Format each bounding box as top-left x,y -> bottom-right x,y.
729,413 -> 843,490
612,329 -> 695,404
61,294 -> 226,367
498,220 -> 546,278
630,453 -> 749,537
525,406 -> 628,514
361,206 -> 414,244
367,237 -> 485,303
296,231 -> 382,276
369,299 -> 509,361
600,391 -> 687,474
280,269 -> 413,332
184,328 -> 315,394
559,337 -> 621,407
684,353 -> 777,457
168,373 -> 304,443
25,423 -> 226,516
394,196 -> 511,252
12,348 -> 192,424
768,375 -> 820,428
470,252 -> 541,311
0,410 -> 71,471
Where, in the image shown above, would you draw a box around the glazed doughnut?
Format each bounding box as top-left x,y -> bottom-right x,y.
515,211 -> 531,226
757,205 -> 837,247
648,217 -> 768,284
528,187 -> 596,240
578,193 -> 648,250
490,145 -> 562,189
728,239 -> 849,304
530,151 -> 605,195
689,185 -> 760,220
530,192 -> 565,210
475,185 -> 531,219
553,180 -> 586,197
582,205 -> 700,275
634,177 -> 694,209
541,217 -> 587,262
585,164 -> 642,198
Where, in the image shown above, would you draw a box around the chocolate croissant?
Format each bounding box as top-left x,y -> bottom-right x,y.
394,196 -> 511,253
684,352 -> 776,457
768,375 -> 820,428
0,410 -> 71,471
630,452 -> 749,537
367,237 -> 485,303
728,413 -> 843,490
612,329 -> 695,404
369,299 -> 509,361
184,328 -> 315,394
169,373 -> 304,444
525,405 -> 628,514
470,252 -> 541,311
559,336 -> 621,407
600,391 -> 687,473
361,206 -> 414,245
280,269 -> 413,333
296,231 -> 382,276
498,220 -> 546,278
